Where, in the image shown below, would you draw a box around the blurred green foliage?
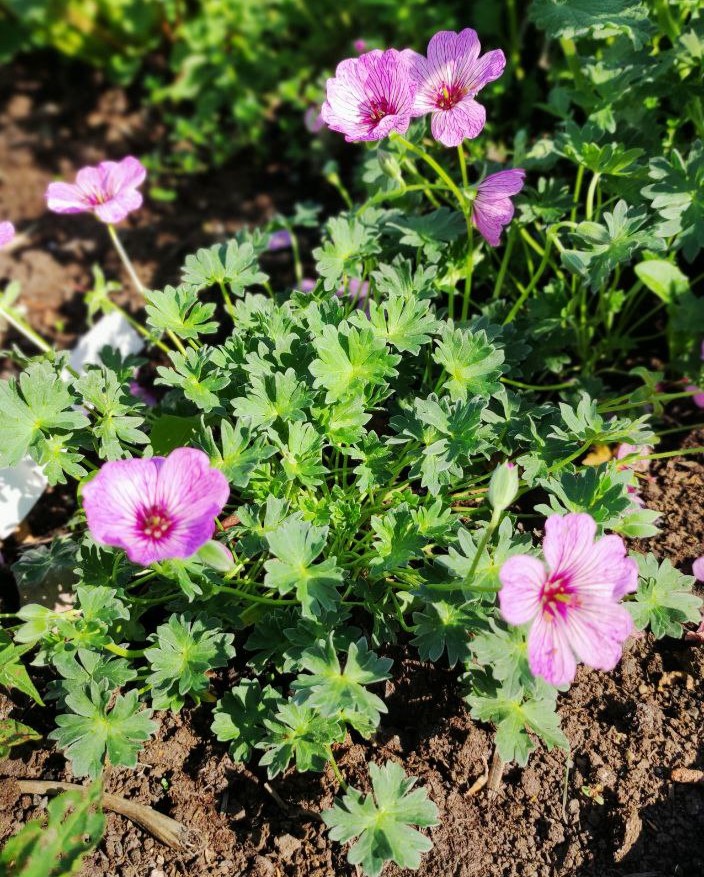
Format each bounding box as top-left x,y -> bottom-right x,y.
0,0 -> 515,170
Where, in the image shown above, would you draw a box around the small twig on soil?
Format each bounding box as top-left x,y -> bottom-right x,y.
671,767 -> 704,784
486,748 -> 504,800
263,781 -> 323,823
466,760 -> 489,797
16,780 -> 195,850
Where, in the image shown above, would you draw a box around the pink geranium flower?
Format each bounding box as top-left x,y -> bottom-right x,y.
321,49 -> 415,142
693,557 -> 704,582
0,221 -> 15,248
46,156 -> 146,224
298,277 -> 317,292
499,513 -> 637,686
268,229 -> 292,251
687,385 -> 704,408
82,447 -> 229,566
471,169 -> 525,246
407,29 -> 505,147
615,443 -> 651,507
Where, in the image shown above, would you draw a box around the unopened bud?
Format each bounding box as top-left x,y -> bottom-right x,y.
487,462 -> 519,513
377,150 -> 403,183
196,540 -> 235,573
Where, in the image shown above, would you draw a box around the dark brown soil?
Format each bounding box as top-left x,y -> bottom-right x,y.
2,60 -> 704,877
0,57 -> 314,353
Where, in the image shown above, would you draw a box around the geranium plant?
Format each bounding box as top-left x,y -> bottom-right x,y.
2,9 -> 704,876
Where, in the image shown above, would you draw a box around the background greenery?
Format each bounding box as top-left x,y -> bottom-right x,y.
0,0 -> 527,170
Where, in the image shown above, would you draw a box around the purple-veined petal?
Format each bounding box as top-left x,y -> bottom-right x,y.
45,181 -> 91,214
528,613 -> 577,686
498,554 -> 547,625
94,190 -> 143,224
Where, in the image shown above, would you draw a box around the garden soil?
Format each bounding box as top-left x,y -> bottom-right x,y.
1,60 -> 704,877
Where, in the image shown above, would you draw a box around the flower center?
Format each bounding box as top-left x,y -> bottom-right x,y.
540,573 -> 579,622
138,505 -> 172,540
364,98 -> 393,125
435,82 -> 467,111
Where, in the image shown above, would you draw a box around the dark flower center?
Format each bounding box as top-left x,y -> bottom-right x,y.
138,505 -> 172,540
435,83 -> 467,111
540,573 -> 579,622
364,98 -> 393,125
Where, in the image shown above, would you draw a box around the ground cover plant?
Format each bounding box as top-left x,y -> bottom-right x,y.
1,1 -> 704,875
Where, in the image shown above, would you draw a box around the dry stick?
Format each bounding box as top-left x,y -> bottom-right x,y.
486,748 -> 505,799
16,780 -> 194,850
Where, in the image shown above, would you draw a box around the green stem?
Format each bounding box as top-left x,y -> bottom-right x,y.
391,133 -> 469,212
460,223 -> 475,322
501,376 -> 575,391
639,446 -> 704,463
218,279 -> 236,320
503,234 -> 554,324
327,746 -> 348,791
107,225 -> 147,295
492,226 -> 516,299
105,642 -> 147,659
0,302 -> 53,354
464,511 -> 501,583
585,172 -> 600,221
215,583 -> 298,606
457,144 -> 469,189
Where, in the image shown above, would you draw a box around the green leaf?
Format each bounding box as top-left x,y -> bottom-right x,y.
628,554 -> 702,639
232,368 -> 312,427
0,718 -> 41,759
562,201 -> 664,291
0,361 -> 88,467
74,367 -> 148,460
469,681 -> 568,766
389,208 -> 465,261
537,465 -> 635,528
212,680 -> 283,764
411,600 -> 475,668
643,142 -> 704,261
278,420 -> 329,486
12,538 -> 78,593
369,504 -> 425,574
293,637 -> 392,731
470,622 -> 533,688
150,414 -> 198,455
257,700 -> 345,779
156,347 -> 229,412
181,239 -> 268,295
0,632 -> 43,705
323,760 -> 438,877
265,518 -> 343,618
49,684 -> 155,779
313,216 -> 381,291
529,0 -> 652,47
309,324 -> 400,404
634,259 -> 689,304
362,293 -> 439,355
0,782 -> 104,877
145,614 -> 235,711
201,419 -> 275,488
145,284 -> 218,339
342,431 -> 392,493
433,326 -> 504,401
